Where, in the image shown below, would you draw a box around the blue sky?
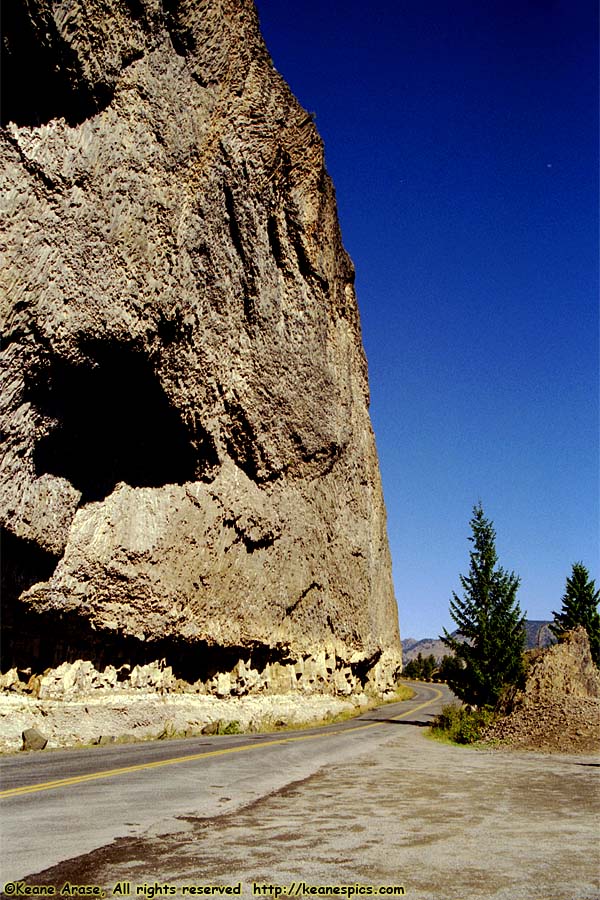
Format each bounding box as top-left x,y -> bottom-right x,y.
255,0 -> 599,639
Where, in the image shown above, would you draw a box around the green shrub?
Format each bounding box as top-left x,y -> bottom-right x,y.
218,720 -> 241,735
431,702 -> 495,744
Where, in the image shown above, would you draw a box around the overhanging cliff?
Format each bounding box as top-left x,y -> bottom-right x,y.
0,0 -> 401,694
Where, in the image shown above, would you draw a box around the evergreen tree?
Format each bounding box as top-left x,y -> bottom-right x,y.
550,562 -> 600,667
402,655 -> 421,679
441,503 -> 526,707
421,653 -> 436,681
403,652 -> 438,681
433,654 -> 461,684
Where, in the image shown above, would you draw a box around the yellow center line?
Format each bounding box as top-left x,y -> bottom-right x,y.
392,685 -> 443,720
0,686 -> 442,799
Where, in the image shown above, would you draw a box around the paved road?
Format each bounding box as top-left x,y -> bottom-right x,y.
0,683 -> 448,884
2,683 -> 598,900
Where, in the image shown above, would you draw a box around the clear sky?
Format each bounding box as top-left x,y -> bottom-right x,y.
254,0 -> 599,639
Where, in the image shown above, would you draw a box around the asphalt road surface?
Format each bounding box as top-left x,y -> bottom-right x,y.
1,682 -> 599,900
0,684 -> 448,881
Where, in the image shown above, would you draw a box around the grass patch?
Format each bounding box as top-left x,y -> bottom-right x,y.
256,709 -> 353,733
429,702 -> 496,745
255,702 -> 373,734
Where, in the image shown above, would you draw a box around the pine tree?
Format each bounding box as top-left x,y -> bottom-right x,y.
550,563 -> 600,667
441,503 -> 526,707
434,654 -> 461,684
421,654 -> 436,681
403,652 -> 435,680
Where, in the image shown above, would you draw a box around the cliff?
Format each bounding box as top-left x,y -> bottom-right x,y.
0,0 -> 401,695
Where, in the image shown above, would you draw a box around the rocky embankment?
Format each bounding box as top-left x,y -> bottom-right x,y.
483,627 -> 600,754
0,651 -> 400,752
1,689 -> 374,754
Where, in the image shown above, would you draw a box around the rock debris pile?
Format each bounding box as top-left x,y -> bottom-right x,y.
483,627 -> 600,754
1,690 -> 372,753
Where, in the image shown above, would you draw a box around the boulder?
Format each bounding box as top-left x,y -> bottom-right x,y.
22,728 -> 48,751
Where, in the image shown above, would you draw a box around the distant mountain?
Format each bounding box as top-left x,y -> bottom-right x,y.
524,620 -> 554,649
401,636 -> 449,663
402,620 -> 553,663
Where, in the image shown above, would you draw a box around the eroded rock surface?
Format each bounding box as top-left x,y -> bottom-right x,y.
1,0 -> 401,693
483,627 -> 600,753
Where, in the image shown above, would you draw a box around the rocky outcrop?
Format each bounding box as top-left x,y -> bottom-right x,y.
483,627 -> 600,753
0,0 -> 401,693
0,649 -> 399,701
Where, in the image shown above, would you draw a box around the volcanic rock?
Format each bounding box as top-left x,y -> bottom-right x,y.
21,727 -> 48,751
0,0 -> 401,693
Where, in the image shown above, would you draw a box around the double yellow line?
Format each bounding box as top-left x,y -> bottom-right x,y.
0,686 -> 443,799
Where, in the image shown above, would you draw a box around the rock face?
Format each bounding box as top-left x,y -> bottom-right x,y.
0,0 -> 401,692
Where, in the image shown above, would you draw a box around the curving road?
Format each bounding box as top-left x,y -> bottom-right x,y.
2,682 -> 598,900
0,683 -> 449,884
